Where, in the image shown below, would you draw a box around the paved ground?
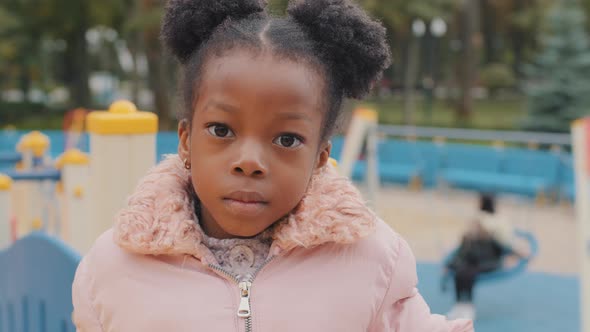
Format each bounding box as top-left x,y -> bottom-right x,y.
367,185 -> 579,275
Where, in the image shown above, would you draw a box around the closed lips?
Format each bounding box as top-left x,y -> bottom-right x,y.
224,191 -> 267,204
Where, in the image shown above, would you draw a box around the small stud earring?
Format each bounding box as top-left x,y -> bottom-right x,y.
184,158 -> 191,170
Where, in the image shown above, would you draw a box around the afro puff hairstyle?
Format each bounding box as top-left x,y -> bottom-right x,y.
161,0 -> 392,140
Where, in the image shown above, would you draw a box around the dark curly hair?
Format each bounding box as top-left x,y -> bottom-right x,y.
161,0 -> 391,141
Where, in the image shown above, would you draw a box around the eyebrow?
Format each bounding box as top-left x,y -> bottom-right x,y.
276,111 -> 312,122
204,100 -> 312,122
203,100 -> 239,113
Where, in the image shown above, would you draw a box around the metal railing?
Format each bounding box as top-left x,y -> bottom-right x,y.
377,125 -> 572,146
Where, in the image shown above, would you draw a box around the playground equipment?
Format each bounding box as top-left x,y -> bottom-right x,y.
82,100 -> 157,252
0,175 -> 12,248
1,132 -> 60,240
0,100 -> 156,332
572,118 -> 590,332
62,108 -> 89,151
0,100 -> 158,253
338,108 -> 380,207
0,152 -> 21,166
0,232 -> 80,332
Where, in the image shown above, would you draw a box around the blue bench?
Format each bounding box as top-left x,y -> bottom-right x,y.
0,233 -> 81,332
377,140 -> 442,187
497,149 -> 561,198
331,137 -> 443,187
326,136 -> 574,200
439,144 -> 504,192
378,140 -> 424,185
439,145 -> 562,198
558,156 -> 576,201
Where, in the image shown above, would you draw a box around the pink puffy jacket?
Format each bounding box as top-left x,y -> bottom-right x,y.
72,156 -> 473,332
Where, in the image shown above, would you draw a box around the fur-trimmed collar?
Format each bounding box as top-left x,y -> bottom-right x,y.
113,155 -> 376,262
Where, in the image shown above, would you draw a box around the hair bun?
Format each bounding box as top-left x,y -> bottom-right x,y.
161,0 -> 266,64
288,0 -> 392,98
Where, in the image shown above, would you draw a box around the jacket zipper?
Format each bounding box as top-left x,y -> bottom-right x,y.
209,257 -> 274,332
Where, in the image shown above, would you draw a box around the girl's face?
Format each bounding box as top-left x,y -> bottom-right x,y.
178,51 -> 330,239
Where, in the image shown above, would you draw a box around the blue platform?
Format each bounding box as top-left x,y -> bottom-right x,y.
1,169 -> 61,181
418,263 -> 579,332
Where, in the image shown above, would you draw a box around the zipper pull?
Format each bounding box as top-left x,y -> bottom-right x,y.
237,281 -> 252,318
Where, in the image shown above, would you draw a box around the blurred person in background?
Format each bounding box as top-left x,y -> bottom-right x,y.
446,193 -> 527,320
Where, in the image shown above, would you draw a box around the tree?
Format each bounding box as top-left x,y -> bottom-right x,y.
508,0 -> 547,78
36,0 -> 93,107
523,0 -> 590,132
0,0 -> 129,108
479,0 -> 545,70
362,0 -> 457,124
0,1 -> 46,103
125,0 -> 174,130
268,0 -> 289,14
454,0 -> 480,122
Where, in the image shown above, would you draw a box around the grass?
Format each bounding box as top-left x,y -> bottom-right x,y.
356,97 -> 527,130
6,115 -> 64,130
4,97 -> 528,132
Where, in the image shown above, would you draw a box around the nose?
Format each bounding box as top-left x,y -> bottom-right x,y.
231,139 -> 268,178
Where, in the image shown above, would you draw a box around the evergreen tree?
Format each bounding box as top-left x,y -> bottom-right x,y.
523,0 -> 590,132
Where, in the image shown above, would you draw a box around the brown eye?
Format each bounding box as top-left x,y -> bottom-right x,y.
215,126 -> 228,137
281,136 -> 294,147
207,124 -> 234,138
273,134 -> 302,148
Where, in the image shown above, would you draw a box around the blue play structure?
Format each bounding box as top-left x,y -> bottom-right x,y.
0,152 -> 22,165
0,233 -> 81,332
0,169 -> 61,182
440,229 -> 540,289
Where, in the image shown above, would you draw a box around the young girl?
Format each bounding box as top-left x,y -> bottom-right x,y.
72,0 -> 473,331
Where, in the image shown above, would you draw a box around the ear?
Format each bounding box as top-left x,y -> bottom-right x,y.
177,119 -> 191,161
315,140 -> 332,170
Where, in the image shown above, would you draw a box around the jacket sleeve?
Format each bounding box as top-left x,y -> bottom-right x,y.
370,238 -> 474,332
72,256 -> 104,332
